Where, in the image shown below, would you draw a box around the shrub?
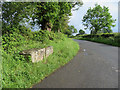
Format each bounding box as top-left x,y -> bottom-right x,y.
81,33 -> 114,38
108,37 -> 114,41
2,32 -> 26,52
76,33 -> 120,47
2,29 -> 79,88
18,26 -> 33,39
32,30 -> 67,43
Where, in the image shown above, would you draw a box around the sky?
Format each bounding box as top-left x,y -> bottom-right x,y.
69,0 -> 119,35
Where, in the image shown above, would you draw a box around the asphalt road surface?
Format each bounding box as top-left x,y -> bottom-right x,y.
32,40 -> 118,88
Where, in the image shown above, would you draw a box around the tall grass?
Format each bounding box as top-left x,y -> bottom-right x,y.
0,38 -> 2,89
2,34 -> 79,88
75,33 -> 120,47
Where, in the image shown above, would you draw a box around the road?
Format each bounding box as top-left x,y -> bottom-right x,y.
32,39 -> 118,88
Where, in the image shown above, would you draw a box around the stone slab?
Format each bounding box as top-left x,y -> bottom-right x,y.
19,46 -> 53,63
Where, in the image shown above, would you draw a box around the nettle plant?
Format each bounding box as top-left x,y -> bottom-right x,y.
2,32 -> 26,52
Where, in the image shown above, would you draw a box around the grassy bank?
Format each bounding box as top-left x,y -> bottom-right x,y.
74,33 -> 120,47
2,30 -> 79,88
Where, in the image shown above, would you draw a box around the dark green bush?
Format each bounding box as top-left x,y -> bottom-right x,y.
2,27 -> 68,53
2,26 -> 79,88
101,33 -> 114,38
32,30 -> 54,43
2,32 -> 26,52
32,30 -> 66,43
18,26 -> 33,39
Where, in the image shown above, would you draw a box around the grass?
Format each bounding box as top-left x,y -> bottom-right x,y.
0,44 -> 2,89
2,37 -> 79,88
80,37 -> 119,47
74,33 -> 120,47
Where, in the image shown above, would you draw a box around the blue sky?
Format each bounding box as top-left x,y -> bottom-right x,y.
69,0 -> 119,35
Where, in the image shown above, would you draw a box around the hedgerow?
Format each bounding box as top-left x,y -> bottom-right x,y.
75,33 -> 120,47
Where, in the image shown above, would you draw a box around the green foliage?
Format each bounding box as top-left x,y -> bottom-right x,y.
0,36 -> 1,89
82,4 -> 116,34
33,2 -> 60,30
32,2 -> 83,31
75,33 -> 120,47
2,32 -> 26,52
32,30 -> 67,44
79,29 -> 85,35
2,2 -> 82,88
52,15 -> 70,33
77,33 -> 114,38
63,25 -> 77,37
2,2 -> 83,33
69,35 -> 76,38
2,2 -> 32,31
18,26 -> 33,39
2,26 -> 35,53
2,32 -> 79,88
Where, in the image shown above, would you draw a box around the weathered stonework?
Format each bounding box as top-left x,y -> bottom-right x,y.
45,46 -> 53,58
19,46 -> 53,63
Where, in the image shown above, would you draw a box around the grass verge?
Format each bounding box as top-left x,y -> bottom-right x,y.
77,37 -> 119,47
2,38 -> 79,88
74,33 -> 120,47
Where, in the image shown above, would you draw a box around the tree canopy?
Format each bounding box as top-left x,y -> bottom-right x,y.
63,25 -> 77,36
82,4 -> 116,34
79,29 -> 85,35
2,2 -> 34,34
2,2 -> 83,35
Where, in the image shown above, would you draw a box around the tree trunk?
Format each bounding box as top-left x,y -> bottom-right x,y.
41,22 -> 51,32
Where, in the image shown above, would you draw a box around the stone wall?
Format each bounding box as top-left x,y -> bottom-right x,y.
45,46 -> 53,58
20,46 -> 53,63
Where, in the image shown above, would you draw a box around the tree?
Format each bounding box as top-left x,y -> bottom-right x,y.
79,29 -> 85,35
82,4 -> 116,34
32,2 -> 60,31
63,25 -> 77,36
2,2 -> 34,34
51,2 -> 73,32
32,2 -> 83,31
2,2 -> 83,33
54,2 -> 83,32
52,14 -> 70,33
